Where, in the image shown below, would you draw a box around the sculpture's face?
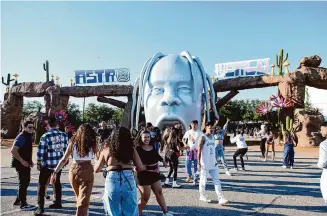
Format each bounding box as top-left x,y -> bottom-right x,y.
143,55 -> 203,129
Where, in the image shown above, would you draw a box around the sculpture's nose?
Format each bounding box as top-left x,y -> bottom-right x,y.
160,88 -> 181,107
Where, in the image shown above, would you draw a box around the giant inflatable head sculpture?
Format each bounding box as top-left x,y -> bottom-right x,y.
131,51 -> 219,130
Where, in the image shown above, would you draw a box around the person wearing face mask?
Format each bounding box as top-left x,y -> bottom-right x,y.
11,120 -> 35,209
136,130 -> 173,216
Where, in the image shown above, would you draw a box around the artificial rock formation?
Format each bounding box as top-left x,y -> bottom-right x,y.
294,109 -> 324,147
1,93 -> 24,138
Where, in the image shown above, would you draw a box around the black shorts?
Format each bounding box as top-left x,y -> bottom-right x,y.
136,171 -> 161,186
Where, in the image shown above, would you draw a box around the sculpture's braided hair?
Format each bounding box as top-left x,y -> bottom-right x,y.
71,123 -> 97,158
131,51 -> 219,130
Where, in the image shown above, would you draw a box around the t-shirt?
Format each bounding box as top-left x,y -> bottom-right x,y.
230,134 -> 248,149
14,136 -> 25,147
183,130 -> 203,150
213,129 -> 226,141
318,139 -> 327,169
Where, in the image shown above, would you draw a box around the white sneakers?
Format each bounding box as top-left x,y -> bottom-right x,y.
225,170 -> 232,176
199,195 -> 212,203
218,196 -> 229,205
199,195 -> 229,205
172,181 -> 181,188
163,211 -> 174,216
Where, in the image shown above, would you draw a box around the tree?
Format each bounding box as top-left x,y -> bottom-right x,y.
22,100 -> 43,119
66,102 -> 82,127
84,103 -> 115,123
112,108 -> 123,125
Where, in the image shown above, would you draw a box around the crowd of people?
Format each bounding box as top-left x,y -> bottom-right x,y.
9,116 -> 327,216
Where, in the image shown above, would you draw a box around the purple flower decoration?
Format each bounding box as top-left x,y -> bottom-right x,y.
256,102 -> 272,115
270,95 -> 293,108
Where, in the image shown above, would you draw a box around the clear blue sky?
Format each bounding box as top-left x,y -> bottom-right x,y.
1,1 -> 327,114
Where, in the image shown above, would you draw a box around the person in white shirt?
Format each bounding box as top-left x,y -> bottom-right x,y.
256,124 -> 267,158
197,122 -> 228,205
230,130 -> 248,171
182,120 -> 203,185
318,122 -> 327,206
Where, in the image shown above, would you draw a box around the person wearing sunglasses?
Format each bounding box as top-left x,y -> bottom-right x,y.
10,120 -> 35,209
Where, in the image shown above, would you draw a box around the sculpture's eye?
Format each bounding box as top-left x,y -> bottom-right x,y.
178,86 -> 191,93
152,87 -> 164,94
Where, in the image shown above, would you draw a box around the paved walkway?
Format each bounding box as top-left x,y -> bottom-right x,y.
1,145 -> 326,216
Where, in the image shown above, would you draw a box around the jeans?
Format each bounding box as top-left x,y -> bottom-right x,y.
154,143 -> 160,153
321,169 -> 327,206
233,148 -> 248,168
283,144 -> 295,166
15,163 -> 31,204
103,170 -> 138,216
69,161 -> 94,216
215,145 -> 229,171
186,159 -> 198,180
37,167 -> 62,210
199,168 -> 223,198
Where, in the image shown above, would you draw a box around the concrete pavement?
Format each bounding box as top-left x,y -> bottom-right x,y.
1,144 -> 326,216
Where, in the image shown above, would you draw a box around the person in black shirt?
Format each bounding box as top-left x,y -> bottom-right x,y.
97,121 -> 111,142
136,130 -> 173,216
10,120 -> 35,209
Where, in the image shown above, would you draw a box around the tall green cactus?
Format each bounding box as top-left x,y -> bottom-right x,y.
43,60 -> 50,82
281,115 -> 293,134
276,49 -> 288,76
1,74 -> 15,86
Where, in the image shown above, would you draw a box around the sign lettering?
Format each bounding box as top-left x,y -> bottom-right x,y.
74,68 -> 130,84
215,58 -> 270,79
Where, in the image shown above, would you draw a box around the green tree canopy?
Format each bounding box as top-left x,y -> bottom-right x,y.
22,100 -> 43,119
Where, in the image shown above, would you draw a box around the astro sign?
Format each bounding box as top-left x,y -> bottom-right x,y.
74,68 -> 130,84
215,58 -> 270,79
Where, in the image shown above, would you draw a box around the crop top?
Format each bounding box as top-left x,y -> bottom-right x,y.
136,146 -> 163,166
72,145 -> 94,161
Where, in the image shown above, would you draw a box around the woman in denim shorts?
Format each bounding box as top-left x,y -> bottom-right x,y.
94,127 -> 145,216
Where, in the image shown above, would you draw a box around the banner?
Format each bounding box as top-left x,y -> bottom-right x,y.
215,58 -> 270,79
74,68 -> 130,84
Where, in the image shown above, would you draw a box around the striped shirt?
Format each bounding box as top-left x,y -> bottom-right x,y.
37,129 -> 68,170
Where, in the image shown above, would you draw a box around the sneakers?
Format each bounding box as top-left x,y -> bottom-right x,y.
290,166 -> 294,169
193,179 -> 197,186
233,167 -> 238,172
185,176 -> 192,183
49,203 -> 62,209
164,178 -> 170,186
34,208 -> 44,216
172,181 -> 181,188
163,211 -> 174,216
20,203 -> 33,209
225,170 -> 232,176
282,165 -> 287,168
241,167 -> 246,171
45,193 -> 50,200
13,198 -> 20,206
218,196 -> 229,205
199,195 -> 212,203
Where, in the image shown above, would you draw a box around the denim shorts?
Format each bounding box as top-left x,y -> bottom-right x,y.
103,170 -> 138,216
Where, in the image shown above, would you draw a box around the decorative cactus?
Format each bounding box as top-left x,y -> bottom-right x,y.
281,115 -> 293,134
1,74 -> 15,86
43,60 -> 50,82
276,49 -> 288,76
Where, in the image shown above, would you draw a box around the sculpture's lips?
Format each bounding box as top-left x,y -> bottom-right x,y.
155,113 -> 186,130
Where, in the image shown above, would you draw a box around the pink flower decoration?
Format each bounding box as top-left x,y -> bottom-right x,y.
270,95 -> 293,108
256,102 -> 272,115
